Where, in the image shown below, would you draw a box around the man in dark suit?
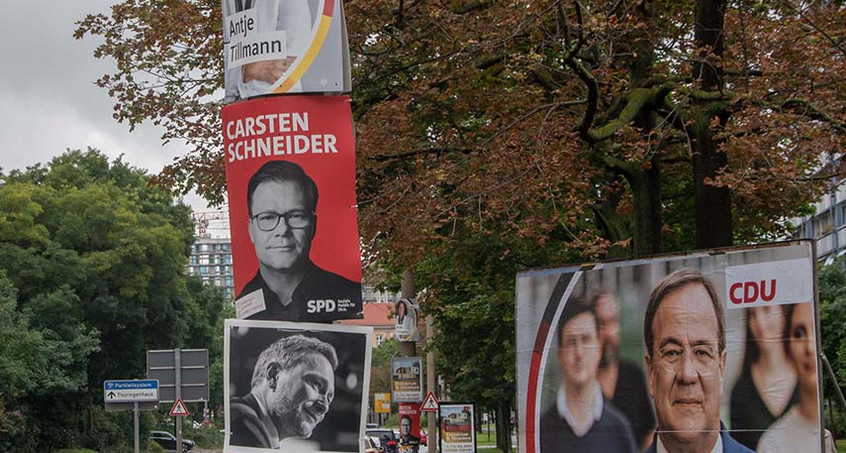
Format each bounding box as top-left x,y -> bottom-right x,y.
236,160 -> 361,322
230,334 -> 337,449
643,269 -> 754,453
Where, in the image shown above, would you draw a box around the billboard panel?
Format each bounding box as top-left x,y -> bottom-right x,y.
439,403 -> 476,453
395,298 -> 421,342
223,95 -> 362,322
224,319 -> 372,452
516,241 -> 823,453
398,402 -> 422,453
222,0 -> 351,102
391,357 -> 424,403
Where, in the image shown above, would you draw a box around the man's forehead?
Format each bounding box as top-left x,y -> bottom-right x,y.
252,179 -> 307,208
653,286 -> 720,341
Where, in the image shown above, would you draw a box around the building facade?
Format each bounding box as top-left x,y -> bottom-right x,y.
792,182 -> 846,262
187,237 -> 235,300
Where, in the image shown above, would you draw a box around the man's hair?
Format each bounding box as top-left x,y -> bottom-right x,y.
251,334 -> 339,388
643,268 -> 725,358
556,296 -> 598,348
247,161 -> 319,216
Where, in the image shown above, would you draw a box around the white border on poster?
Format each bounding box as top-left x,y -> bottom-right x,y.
223,319 -> 373,453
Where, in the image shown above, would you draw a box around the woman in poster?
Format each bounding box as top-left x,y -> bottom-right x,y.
756,302 -> 823,452
730,305 -> 798,449
395,299 -> 417,340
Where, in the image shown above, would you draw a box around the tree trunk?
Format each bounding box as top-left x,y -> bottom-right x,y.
691,0 -> 733,248
495,400 -> 512,453
629,155 -> 662,256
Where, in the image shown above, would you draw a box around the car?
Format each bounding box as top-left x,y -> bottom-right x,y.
365,428 -> 398,453
363,435 -> 380,453
150,430 -> 195,452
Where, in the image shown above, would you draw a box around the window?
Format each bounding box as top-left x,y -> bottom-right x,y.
200,266 -> 207,275
376,334 -> 384,346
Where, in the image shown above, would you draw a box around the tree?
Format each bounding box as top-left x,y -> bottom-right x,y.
77,1 -> 846,260
0,149 -> 224,451
77,3 -> 846,451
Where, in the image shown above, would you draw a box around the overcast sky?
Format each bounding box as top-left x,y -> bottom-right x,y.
0,1 -> 214,212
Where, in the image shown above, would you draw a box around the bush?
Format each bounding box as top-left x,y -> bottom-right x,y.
146,439 -> 166,453
182,423 -> 224,448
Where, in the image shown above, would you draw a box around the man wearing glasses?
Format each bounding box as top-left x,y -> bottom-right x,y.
643,268 -> 753,453
237,160 -> 361,321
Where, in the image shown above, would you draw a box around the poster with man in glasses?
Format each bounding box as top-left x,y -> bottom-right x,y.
223,95 -> 362,322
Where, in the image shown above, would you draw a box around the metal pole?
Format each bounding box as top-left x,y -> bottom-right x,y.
426,315 -> 437,453
133,402 -> 140,453
175,348 -> 183,452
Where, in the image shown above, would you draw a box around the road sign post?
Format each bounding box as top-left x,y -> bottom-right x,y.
103,380 -> 160,453
147,348 -> 209,453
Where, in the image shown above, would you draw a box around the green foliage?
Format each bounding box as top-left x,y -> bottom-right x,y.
818,259 -> 846,434
146,439 -> 166,453
182,424 -> 224,448
0,149 -> 226,452
369,338 -> 400,394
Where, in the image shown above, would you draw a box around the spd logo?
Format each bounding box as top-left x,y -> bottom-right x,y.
307,299 -> 337,313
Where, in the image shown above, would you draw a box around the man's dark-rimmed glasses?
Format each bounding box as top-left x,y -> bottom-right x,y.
251,210 -> 314,231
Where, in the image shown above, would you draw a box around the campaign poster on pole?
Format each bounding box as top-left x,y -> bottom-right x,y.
222,0 -> 351,102
515,240 -> 823,453
223,319 -> 372,452
374,393 -> 391,413
223,95 -> 362,322
395,298 -> 421,342
439,403 -> 476,453
391,357 -> 424,403
398,403 -> 422,453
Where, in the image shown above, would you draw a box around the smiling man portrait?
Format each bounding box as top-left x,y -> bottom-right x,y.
237,160 -> 361,321
230,334 -> 337,449
643,268 -> 754,453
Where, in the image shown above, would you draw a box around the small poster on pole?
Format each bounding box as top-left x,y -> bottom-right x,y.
391,357 -> 423,403
439,403 -> 476,453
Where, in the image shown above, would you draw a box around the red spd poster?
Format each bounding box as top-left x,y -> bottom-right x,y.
398,403 -> 422,453
223,95 -> 362,322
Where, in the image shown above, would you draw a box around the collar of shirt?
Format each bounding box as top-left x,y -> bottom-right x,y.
656,432 -> 723,453
556,382 -> 603,437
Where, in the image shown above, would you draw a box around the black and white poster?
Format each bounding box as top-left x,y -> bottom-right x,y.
224,319 -> 373,452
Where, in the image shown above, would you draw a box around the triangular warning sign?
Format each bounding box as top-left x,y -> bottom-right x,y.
169,398 -> 190,417
420,391 -> 439,411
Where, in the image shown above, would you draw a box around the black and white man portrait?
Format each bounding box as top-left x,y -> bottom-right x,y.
236,160 -> 362,322
226,320 -> 372,452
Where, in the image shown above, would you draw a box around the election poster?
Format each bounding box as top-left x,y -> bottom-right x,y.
439,403 -> 476,453
516,240 -> 823,453
398,403 -> 422,453
223,95 -> 362,322
391,357 -> 424,403
395,298 -> 421,342
224,319 -> 372,453
374,393 -> 391,413
222,0 -> 351,102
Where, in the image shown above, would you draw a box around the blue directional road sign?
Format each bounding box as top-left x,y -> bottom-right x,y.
104,379 -> 159,403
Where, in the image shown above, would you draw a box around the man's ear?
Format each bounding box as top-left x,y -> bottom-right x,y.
309,215 -> 317,241
266,362 -> 282,389
645,353 -> 655,398
248,215 -> 256,244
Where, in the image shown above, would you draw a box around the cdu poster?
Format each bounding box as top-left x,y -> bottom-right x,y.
223,95 -> 362,322
516,241 -> 823,453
